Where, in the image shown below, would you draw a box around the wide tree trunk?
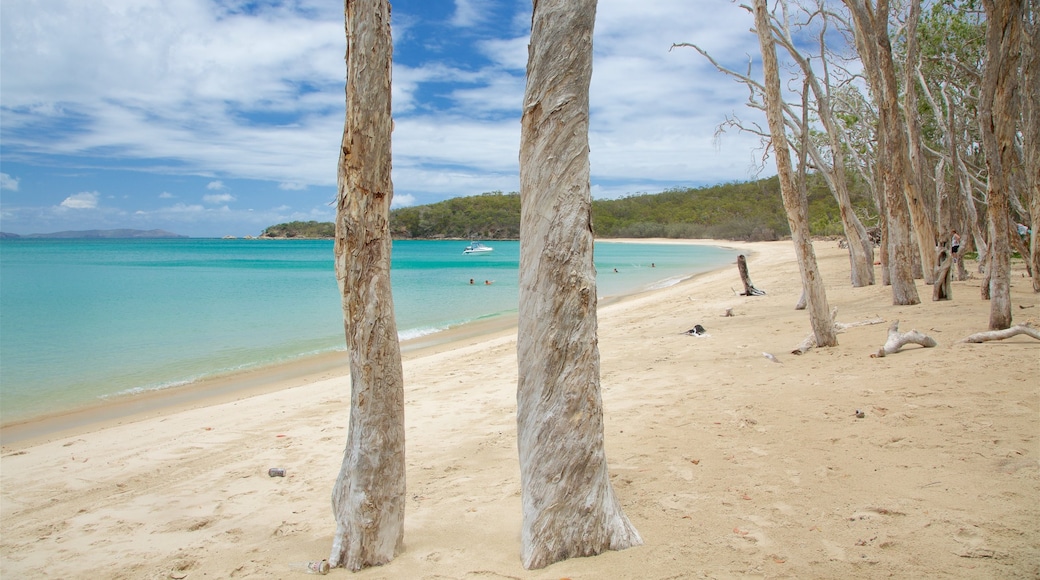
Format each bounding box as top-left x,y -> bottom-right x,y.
754,0 -> 837,347
328,0 -> 406,570
516,0 -> 641,570
979,0 -> 1021,329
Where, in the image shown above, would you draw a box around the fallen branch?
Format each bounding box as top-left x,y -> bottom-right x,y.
872,320 -> 937,357
792,308 -> 885,354
957,324 -> 1040,344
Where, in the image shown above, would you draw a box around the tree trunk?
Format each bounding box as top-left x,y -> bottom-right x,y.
1023,0 -> 1040,292
516,0 -> 641,570
329,0 -> 405,570
979,0 -> 1021,329
737,254 -> 766,296
845,0 -> 921,305
754,0 -> 836,347
902,0 -> 940,284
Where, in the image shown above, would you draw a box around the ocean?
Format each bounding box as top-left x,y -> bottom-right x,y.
0,238 -> 736,424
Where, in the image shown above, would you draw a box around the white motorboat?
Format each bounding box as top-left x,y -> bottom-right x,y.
462,241 -> 493,254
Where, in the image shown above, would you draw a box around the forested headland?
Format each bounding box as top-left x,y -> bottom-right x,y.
261,174 -> 874,241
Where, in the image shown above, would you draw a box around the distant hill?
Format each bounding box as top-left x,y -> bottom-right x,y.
260,221 -> 335,239
263,175 -> 876,241
3,229 -> 188,239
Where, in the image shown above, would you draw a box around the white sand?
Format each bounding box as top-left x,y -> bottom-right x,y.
2,240 -> 1038,579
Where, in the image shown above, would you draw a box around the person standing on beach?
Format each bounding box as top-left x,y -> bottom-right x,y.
951,230 -> 961,264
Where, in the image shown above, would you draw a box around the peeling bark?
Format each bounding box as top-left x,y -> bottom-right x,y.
754,0 -> 836,347
516,0 -> 641,570
329,0 -> 405,570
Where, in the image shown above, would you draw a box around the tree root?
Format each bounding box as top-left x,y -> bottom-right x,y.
957,324 -> 1040,344
871,320 -> 937,357
792,308 -> 885,354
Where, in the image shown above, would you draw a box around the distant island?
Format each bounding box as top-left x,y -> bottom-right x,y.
0,229 -> 187,239
261,175 -> 875,241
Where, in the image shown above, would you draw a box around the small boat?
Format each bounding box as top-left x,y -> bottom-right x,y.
463,241 -> 493,255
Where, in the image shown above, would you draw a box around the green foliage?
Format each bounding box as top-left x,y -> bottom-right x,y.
261,220 -> 335,238
386,175 -> 875,241
389,191 -> 521,239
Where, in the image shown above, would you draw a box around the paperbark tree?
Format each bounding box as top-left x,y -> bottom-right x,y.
844,0 -> 921,305
329,0 -> 405,570
1023,0 -> 1040,292
978,0 -> 1021,329
516,0 -> 642,570
754,0 -> 837,347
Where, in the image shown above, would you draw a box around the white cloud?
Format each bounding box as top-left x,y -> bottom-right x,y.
0,173 -> 19,191
203,193 -> 236,204
450,0 -> 483,28
59,191 -> 100,209
159,191 -> 175,198
391,193 -> 417,208
0,0 -> 802,235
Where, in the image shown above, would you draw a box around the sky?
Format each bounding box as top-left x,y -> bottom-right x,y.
1,0 -> 772,238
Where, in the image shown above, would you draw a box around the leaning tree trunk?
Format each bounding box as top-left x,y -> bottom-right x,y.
329,0 -> 405,570
754,0 -> 836,346
516,0 -> 641,570
844,0 -> 920,305
979,0 -> 1021,329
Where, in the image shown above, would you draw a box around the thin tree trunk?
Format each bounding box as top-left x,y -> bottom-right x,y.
754,0 -> 836,347
516,0 -> 641,570
980,0 -> 1021,329
1023,0 -> 1040,292
329,0 -> 405,570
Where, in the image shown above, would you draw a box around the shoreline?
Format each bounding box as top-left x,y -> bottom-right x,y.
2,239 -> 1037,579
0,238 -> 742,448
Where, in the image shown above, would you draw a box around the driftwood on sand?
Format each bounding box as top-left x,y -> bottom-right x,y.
737,255 -> 766,296
957,324 -> 1040,344
872,320 -> 937,357
791,308 -> 885,354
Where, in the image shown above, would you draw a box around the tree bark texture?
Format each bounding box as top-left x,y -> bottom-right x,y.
329,0 -> 405,570
844,0 -> 921,305
979,0 -> 1021,329
1023,0 -> 1040,292
754,0 -> 837,347
516,0 -> 641,569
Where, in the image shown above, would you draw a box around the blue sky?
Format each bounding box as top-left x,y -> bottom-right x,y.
1,0 -> 769,238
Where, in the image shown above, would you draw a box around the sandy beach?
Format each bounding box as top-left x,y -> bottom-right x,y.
2,239 -> 1037,579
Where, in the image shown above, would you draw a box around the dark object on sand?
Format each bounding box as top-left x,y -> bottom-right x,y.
685,324 -> 706,336
268,468 -> 286,477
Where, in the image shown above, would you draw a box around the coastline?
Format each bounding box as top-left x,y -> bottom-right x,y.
0,238 -> 738,447
3,239 -> 1036,579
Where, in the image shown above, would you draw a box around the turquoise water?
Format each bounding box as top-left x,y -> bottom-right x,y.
0,239 -> 735,423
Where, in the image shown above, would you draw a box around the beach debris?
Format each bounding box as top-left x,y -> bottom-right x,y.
289,560 -> 330,575
737,255 -> 766,296
684,324 -> 707,336
792,307 -> 885,354
762,352 -> 781,363
871,320 -> 937,358
956,323 -> 1040,344
268,468 -> 286,477
723,307 -> 734,317
854,409 -> 865,419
